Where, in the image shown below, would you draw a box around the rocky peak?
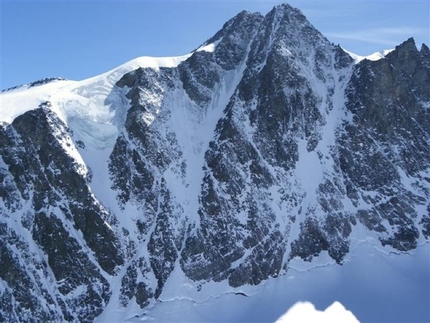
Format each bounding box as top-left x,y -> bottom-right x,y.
419,43 -> 430,69
268,3 -> 306,21
421,43 -> 430,56
266,3 -> 328,49
191,10 -> 264,73
245,1 -> 335,86
383,37 -> 430,101
392,37 -> 417,53
1,3 -> 429,322
201,10 -> 263,48
385,37 -> 420,75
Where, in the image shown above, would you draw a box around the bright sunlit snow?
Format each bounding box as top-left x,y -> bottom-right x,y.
275,301 -> 359,323
0,54 -> 191,126
343,48 -> 394,63
196,43 -> 216,53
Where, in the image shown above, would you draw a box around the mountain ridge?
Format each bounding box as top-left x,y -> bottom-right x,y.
1,3 -> 429,322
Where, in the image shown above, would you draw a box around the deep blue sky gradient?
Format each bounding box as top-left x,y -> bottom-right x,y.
1,0 -> 429,90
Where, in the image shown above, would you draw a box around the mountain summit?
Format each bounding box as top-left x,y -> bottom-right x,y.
1,4 -> 429,321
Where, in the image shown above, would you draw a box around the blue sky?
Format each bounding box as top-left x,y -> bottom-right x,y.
1,0 -> 429,90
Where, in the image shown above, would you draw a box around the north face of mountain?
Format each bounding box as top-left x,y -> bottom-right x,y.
181,3 -> 354,286
108,9 -> 265,304
1,3 -> 429,322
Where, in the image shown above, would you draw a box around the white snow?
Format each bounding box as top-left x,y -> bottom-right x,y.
343,48 -> 394,63
275,301 -> 359,323
101,242 -> 429,322
196,43 -> 216,53
0,54 -> 191,126
295,139 -> 323,209
0,80 -> 77,125
196,39 -> 222,53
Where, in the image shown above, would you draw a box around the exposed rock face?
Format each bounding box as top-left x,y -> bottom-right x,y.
340,38 -> 430,251
0,108 -> 123,321
1,4 -> 429,321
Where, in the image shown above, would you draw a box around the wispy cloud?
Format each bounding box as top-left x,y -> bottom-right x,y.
326,26 -> 428,46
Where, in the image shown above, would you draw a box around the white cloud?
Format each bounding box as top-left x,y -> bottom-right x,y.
275,301 -> 360,323
326,26 -> 427,46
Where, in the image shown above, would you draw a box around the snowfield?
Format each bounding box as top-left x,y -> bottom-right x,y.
95,242 -> 429,322
0,54 -> 191,126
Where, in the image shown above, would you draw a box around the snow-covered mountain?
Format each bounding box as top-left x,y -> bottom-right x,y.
1,3 -> 429,322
